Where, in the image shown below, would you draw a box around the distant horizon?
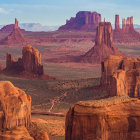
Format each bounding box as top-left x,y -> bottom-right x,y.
0,0 -> 140,26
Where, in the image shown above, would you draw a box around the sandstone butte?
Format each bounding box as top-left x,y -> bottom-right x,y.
5,44 -> 44,76
80,21 -> 123,63
0,18 -> 29,45
0,81 -> 49,140
65,95 -> 140,140
101,55 -> 140,97
0,23 -> 25,33
59,11 -> 101,31
113,15 -> 140,44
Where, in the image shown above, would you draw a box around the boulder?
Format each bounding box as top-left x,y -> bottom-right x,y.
65,96 -> 140,140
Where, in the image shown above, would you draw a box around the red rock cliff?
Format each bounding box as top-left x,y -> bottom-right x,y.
0,81 -> 33,140
114,15 -> 140,44
5,45 -> 44,76
0,18 -> 29,45
101,55 -> 140,97
0,81 -> 31,130
59,11 -> 101,31
81,22 -> 123,63
22,45 -> 44,75
65,96 -> 140,140
115,15 -> 120,31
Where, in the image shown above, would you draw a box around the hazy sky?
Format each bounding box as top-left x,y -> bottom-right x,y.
0,0 -> 140,26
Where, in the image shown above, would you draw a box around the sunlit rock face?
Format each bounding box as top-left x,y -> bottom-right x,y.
65,96 -> 140,140
101,55 -> 140,97
0,81 -> 31,130
5,44 -> 44,75
81,22 -> 123,64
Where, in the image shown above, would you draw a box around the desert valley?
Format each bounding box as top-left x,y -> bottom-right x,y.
0,2 -> 140,140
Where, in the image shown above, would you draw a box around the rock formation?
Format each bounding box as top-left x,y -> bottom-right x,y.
101,55 -> 140,97
59,11 -> 101,31
22,45 -> 44,75
0,81 -> 31,130
0,81 -> 33,139
0,81 -> 50,140
28,122 -> 50,140
65,96 -> 140,140
81,22 -> 123,63
115,15 -> 120,31
0,126 -> 34,140
0,18 -> 29,45
114,15 -> 140,44
5,44 -> 44,76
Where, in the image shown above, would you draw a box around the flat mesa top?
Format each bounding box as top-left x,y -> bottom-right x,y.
76,95 -> 139,108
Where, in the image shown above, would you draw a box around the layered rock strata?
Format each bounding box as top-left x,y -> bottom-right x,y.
0,18 -> 29,45
114,15 -> 140,44
81,22 -> 123,63
101,55 -> 140,97
59,11 -> 101,31
5,44 -> 44,75
0,81 -> 31,130
65,96 -> 140,140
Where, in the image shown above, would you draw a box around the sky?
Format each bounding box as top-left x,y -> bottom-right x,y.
0,0 -> 140,26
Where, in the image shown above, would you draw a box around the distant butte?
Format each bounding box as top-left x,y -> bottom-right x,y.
59,11 -> 101,31
80,21 -> 123,63
0,22 -> 25,33
113,15 -> 140,44
4,44 -> 55,80
48,21 -> 123,64
0,18 -> 29,45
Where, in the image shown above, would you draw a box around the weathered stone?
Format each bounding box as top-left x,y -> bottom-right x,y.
28,122 -> 50,140
14,18 -> 19,29
115,15 -> 120,31
5,45 -> 44,76
0,126 -> 33,140
65,96 -> 140,140
114,15 -> 140,44
81,22 -> 123,63
122,18 -> 126,31
0,18 -> 29,45
5,53 -> 24,73
0,81 -> 31,130
22,45 -> 44,75
101,55 -> 140,97
59,11 -> 101,31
